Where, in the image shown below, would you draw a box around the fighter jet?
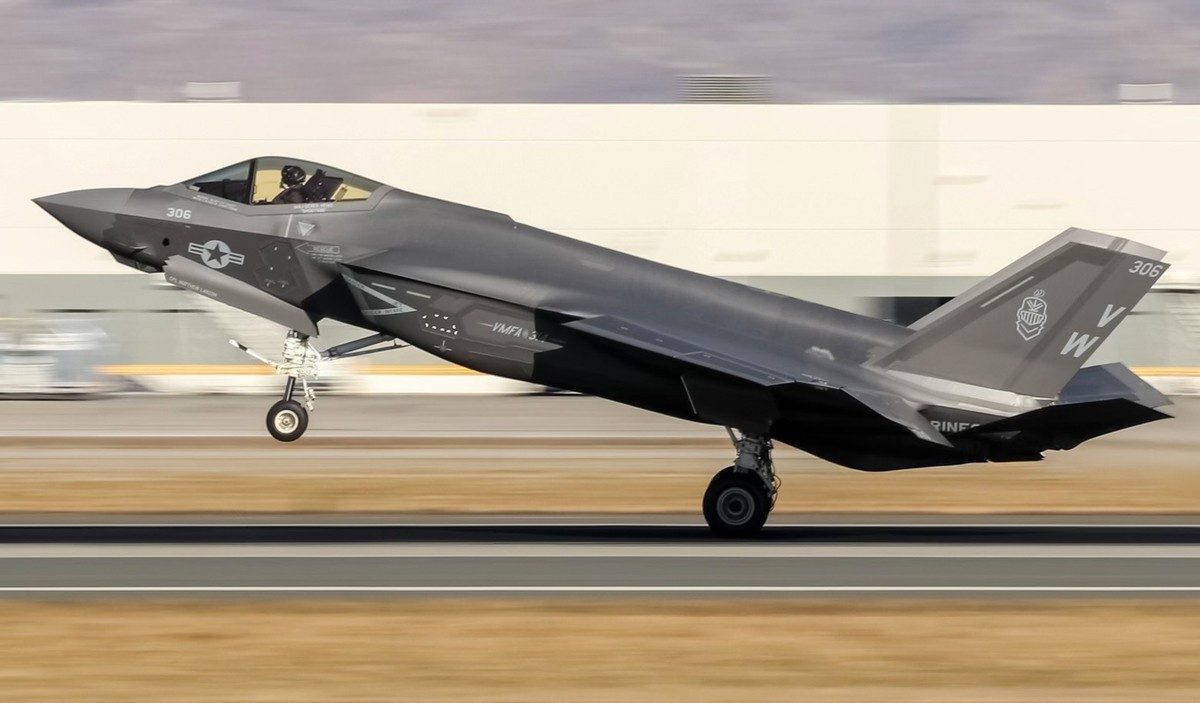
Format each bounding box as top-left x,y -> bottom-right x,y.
35,157 -> 1172,535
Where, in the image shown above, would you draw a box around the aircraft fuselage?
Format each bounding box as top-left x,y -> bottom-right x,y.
105,184 -> 909,426
36,158 -> 1171,484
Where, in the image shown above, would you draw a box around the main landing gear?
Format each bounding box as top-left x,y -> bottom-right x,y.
232,330 -> 406,442
703,430 -> 778,537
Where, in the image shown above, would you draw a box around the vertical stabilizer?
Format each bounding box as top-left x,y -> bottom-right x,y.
870,229 -> 1167,398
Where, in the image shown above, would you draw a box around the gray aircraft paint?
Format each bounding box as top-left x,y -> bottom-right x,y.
34,158 -> 1172,471
871,229 -> 1168,399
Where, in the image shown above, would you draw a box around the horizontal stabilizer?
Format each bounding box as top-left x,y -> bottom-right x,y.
964,398 -> 1169,452
1058,362 -> 1171,408
963,363 -> 1171,451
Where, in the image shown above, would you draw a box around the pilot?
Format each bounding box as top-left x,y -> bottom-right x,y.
271,165 -> 309,204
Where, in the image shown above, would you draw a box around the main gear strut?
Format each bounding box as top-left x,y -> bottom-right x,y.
727,428 -> 779,505
702,428 -> 779,537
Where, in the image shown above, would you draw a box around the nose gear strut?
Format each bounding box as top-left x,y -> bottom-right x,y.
231,330 -> 407,441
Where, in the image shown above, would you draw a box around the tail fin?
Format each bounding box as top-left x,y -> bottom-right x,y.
870,228 -> 1167,398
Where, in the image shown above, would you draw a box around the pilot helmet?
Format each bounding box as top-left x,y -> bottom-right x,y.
280,165 -> 307,187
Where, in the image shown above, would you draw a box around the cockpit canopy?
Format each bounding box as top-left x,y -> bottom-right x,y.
183,157 -> 383,205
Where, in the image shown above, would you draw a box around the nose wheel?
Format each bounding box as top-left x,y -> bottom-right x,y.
267,398 -> 308,442
265,358 -> 315,442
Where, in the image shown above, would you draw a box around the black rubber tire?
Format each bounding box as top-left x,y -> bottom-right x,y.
703,466 -> 770,538
266,399 -> 308,442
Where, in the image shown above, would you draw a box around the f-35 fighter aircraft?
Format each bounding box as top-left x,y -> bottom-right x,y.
36,157 -> 1172,535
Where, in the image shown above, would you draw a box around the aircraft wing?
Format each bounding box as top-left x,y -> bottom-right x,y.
561,315 -> 798,434
339,251 -> 952,446
563,315 -> 950,445
562,315 -> 794,386
341,249 -> 801,388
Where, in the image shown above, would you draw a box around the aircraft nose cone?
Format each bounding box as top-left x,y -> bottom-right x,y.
34,188 -> 134,245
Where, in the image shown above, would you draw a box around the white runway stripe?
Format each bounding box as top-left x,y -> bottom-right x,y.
1,523 -> 1197,528
2,546 -> 1200,558
0,586 -> 1199,593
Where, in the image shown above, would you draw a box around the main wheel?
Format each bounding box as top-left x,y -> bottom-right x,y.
703,466 -> 770,538
266,399 -> 308,442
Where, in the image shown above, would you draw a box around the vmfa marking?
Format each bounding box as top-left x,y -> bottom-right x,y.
487,321 -> 550,343
187,240 -> 245,270
1016,289 -> 1048,341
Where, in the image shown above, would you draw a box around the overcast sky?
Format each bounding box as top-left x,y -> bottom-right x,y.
4,0 -> 1200,102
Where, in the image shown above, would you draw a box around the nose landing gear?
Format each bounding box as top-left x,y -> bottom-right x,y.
255,330 -> 319,442
266,378 -> 310,442
231,330 -> 405,442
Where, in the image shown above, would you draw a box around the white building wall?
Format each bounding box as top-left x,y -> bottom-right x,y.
2,103 -> 1197,282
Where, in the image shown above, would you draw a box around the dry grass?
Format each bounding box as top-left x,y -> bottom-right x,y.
2,462 -> 1200,515
0,436 -> 1195,514
0,599 -> 1197,701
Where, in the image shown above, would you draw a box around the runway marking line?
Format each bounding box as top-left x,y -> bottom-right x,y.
2,553 -> 1200,559
0,520 -> 1195,525
0,586 -> 1199,593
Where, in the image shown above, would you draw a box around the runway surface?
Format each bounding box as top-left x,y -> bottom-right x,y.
2,515 -> 1198,597
1,394 -> 1195,441
0,396 -> 1194,596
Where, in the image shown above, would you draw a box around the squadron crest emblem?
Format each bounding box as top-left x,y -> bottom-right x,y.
1016,289 -> 1048,341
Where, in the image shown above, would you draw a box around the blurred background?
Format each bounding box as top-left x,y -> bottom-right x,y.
6,0 -> 1200,104
4,0 -> 1200,396
2,3 -> 1200,701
